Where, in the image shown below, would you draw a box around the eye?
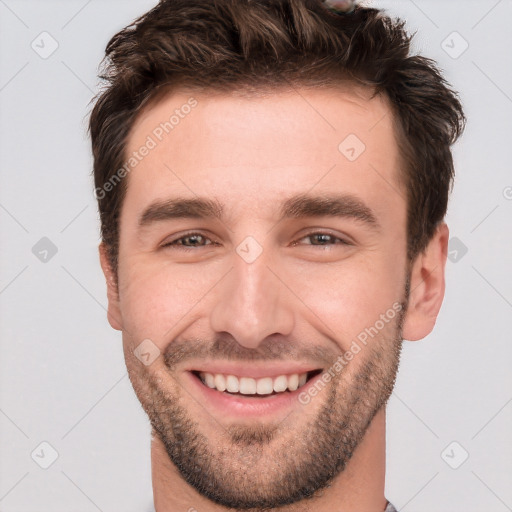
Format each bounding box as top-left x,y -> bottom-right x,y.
161,232 -> 216,250
294,232 -> 351,247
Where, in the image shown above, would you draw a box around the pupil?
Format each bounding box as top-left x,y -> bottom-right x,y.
186,235 -> 202,246
314,234 -> 330,244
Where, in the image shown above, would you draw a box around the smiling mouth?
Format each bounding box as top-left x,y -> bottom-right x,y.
191,369 -> 323,397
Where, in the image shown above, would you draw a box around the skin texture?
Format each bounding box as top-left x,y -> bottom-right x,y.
99,86 -> 449,512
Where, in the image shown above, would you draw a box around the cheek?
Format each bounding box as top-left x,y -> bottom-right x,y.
289,255 -> 406,345
117,259 -> 223,347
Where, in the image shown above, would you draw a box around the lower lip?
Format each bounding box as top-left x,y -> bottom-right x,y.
184,371 -> 322,419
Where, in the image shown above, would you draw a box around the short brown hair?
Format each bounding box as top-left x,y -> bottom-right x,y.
90,0 -> 465,273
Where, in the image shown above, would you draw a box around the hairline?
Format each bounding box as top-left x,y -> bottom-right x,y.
110,80 -> 417,275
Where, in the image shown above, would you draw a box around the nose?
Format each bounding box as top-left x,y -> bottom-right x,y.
209,248 -> 295,349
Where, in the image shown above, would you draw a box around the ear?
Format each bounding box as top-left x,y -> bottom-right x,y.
98,243 -> 123,331
402,223 -> 449,341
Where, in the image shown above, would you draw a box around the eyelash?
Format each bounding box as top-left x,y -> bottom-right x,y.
161,231 -> 351,250
292,233 -> 351,247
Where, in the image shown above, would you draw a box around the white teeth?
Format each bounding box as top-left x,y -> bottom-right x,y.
226,375 -> 239,393
204,373 -> 215,388
198,371 -> 312,395
288,374 -> 299,391
273,375 -> 288,393
239,377 -> 257,394
256,377 -> 274,395
214,374 -> 226,392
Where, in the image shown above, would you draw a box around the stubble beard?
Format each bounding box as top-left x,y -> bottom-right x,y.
126,306 -> 406,511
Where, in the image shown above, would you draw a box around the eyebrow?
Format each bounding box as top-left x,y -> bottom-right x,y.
138,193 -> 380,229
279,194 -> 379,228
139,197 -> 223,226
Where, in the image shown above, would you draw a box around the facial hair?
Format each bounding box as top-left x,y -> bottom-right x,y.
125,302 -> 406,511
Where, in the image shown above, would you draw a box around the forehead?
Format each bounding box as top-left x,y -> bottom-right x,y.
123,85 -> 404,224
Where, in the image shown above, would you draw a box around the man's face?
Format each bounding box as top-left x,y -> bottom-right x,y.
111,86 -> 410,508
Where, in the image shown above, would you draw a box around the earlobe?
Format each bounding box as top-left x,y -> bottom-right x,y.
402,223 -> 449,341
98,243 -> 123,331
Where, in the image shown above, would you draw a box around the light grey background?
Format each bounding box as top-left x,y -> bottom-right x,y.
0,1 -> 511,511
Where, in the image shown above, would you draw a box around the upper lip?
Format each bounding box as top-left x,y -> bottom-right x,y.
186,362 -> 323,379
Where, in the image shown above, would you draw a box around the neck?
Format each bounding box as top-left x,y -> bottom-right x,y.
151,407 -> 388,512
